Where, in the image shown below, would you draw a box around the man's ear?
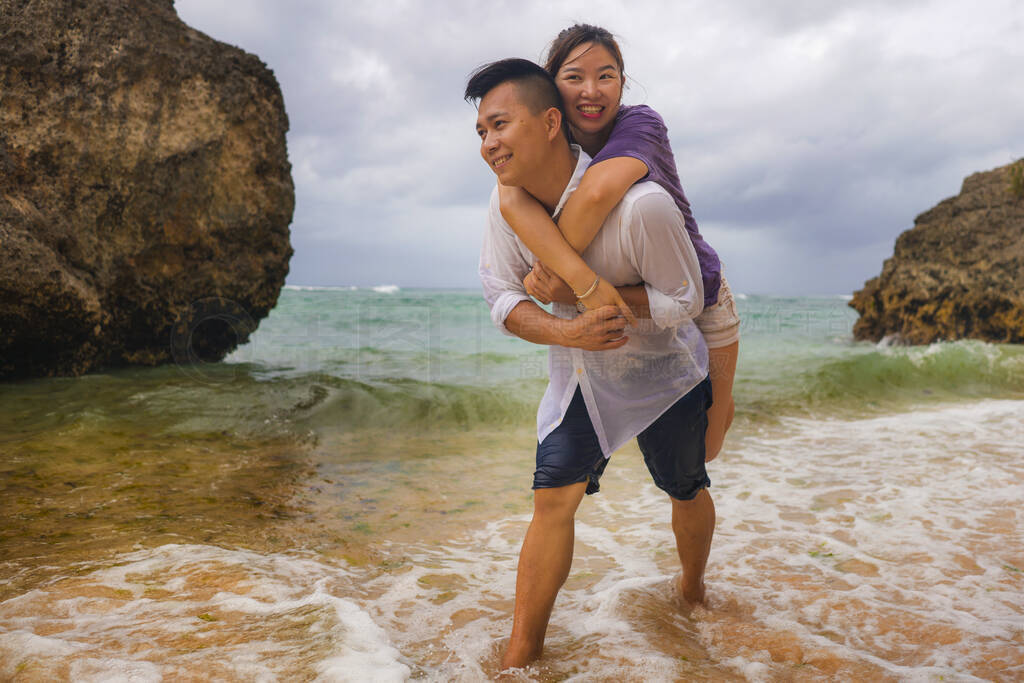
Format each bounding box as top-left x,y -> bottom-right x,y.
543,107 -> 563,142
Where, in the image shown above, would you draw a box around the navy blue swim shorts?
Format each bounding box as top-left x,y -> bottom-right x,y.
533,376 -> 712,501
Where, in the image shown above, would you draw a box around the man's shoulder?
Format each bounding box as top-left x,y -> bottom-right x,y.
487,184 -> 501,212
486,185 -> 512,229
611,182 -> 684,237
619,181 -> 676,213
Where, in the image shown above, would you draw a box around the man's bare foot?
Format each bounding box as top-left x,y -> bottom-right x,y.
675,574 -> 706,606
495,667 -> 532,681
501,644 -> 542,672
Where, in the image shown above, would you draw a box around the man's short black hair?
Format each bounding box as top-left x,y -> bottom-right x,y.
464,58 -> 567,126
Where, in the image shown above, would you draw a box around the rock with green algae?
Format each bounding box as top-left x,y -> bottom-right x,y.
849,160 -> 1024,344
0,0 -> 293,380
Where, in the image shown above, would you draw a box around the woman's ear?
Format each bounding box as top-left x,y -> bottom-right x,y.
544,107 -> 563,141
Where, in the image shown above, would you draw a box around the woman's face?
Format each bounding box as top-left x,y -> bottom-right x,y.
554,42 -> 623,140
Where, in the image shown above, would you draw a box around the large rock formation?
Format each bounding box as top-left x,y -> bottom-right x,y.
0,0 -> 293,380
849,160 -> 1024,344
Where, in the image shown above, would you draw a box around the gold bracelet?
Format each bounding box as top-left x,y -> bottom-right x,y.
574,276 -> 600,300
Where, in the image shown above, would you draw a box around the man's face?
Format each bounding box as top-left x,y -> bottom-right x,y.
475,82 -> 551,187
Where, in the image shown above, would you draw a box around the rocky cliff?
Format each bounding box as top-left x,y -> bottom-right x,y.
849,160 -> 1024,344
0,0 -> 294,380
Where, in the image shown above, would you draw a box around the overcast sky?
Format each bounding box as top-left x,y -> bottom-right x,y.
175,0 -> 1023,296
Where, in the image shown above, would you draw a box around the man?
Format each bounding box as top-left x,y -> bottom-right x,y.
465,59 -> 715,670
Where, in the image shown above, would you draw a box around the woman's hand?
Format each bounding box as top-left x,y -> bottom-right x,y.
579,278 -> 638,327
523,270 -> 547,304
498,183 -> 533,216
524,263 -> 638,327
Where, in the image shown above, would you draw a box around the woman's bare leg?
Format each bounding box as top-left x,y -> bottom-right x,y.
704,341 -> 738,463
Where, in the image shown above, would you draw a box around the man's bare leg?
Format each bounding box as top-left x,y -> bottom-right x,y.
501,481 -> 587,670
671,487 -> 715,605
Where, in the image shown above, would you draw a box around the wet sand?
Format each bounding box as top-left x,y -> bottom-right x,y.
2,401 -> 1023,680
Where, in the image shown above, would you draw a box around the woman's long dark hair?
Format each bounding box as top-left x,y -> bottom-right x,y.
544,23 -> 625,81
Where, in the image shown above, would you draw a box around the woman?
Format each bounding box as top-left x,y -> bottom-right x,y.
498,24 -> 739,462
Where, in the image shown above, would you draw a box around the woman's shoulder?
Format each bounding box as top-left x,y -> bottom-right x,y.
617,104 -> 667,129
610,105 -> 669,143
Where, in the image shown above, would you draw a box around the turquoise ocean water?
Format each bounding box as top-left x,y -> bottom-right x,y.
8,286 -> 1021,443
9,285 -> 1014,438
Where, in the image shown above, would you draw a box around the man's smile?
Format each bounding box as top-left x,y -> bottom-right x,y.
492,154 -> 512,169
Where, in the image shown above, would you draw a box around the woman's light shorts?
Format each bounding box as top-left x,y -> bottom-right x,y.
695,274 -> 741,349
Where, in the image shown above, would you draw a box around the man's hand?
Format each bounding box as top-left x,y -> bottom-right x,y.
561,305 -> 629,351
524,261 -> 575,305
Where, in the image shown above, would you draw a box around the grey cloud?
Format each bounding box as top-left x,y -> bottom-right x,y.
175,0 -> 1024,295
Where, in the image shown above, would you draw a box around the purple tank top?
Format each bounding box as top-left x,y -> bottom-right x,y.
590,105 -> 722,307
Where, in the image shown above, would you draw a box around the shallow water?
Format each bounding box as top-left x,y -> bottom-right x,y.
3,401 -> 1022,680
2,289 -> 1023,680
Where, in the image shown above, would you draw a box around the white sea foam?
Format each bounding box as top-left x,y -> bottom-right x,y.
361,399 -> 1024,679
0,628 -> 86,660
696,399 -> 1024,679
876,333 -> 904,347
282,284 -> 400,294
4,401 -> 1022,680
68,658 -> 163,682
284,284 -> 359,291
0,544 -> 410,682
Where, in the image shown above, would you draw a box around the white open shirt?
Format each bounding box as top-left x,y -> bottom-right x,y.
479,147 -> 709,456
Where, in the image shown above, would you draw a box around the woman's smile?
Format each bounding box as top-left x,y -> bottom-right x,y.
555,41 -> 623,148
